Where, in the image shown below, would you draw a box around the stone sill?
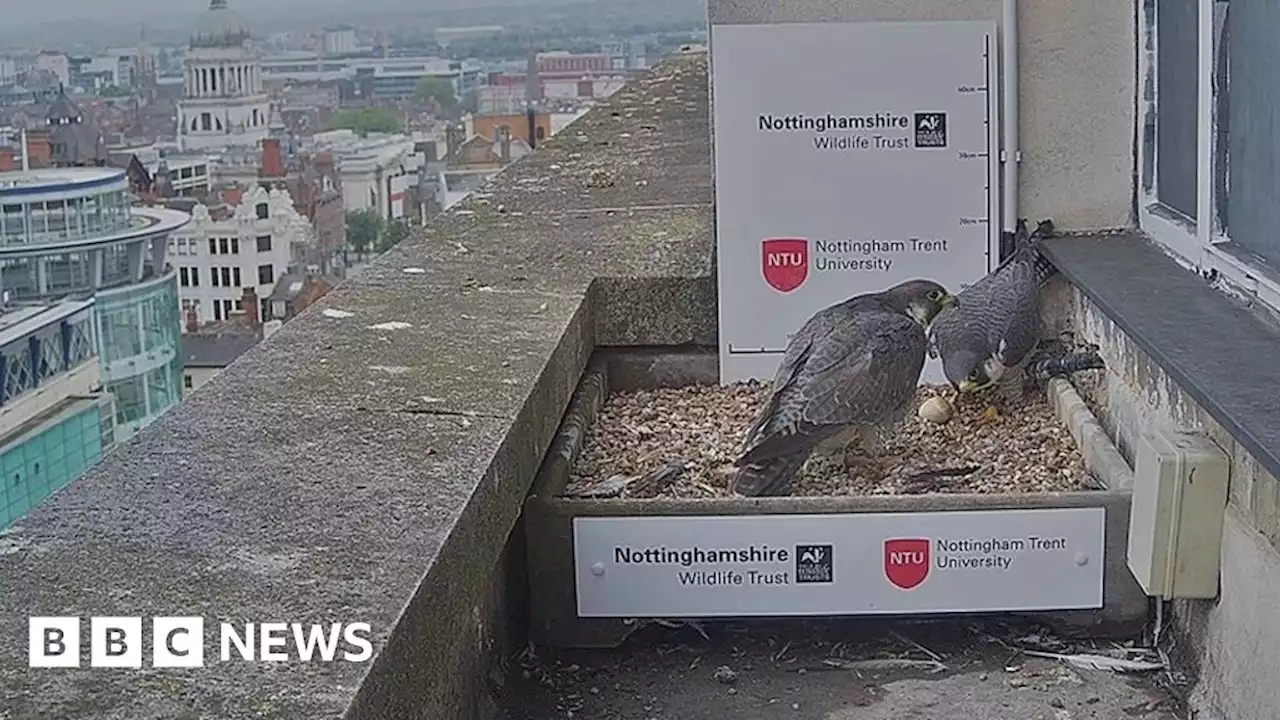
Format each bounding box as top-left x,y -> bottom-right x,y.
1041,232 -> 1280,481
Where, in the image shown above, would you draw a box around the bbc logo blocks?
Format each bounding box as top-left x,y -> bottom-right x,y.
29,617 -> 205,668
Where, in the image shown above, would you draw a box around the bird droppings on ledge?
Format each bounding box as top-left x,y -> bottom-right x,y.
564,383 -> 1100,499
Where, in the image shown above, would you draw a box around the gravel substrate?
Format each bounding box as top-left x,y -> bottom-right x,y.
563,381 -> 1100,498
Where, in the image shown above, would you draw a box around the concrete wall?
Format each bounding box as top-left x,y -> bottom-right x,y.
1046,279 -> 1280,720
706,0 -> 1136,230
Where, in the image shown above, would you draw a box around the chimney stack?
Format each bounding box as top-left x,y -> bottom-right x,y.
0,147 -> 15,172
185,307 -> 199,333
497,125 -> 511,163
260,138 -> 284,179
241,286 -> 260,328
525,49 -> 542,103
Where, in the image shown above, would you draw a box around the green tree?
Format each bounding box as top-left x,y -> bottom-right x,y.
328,108 -> 402,136
376,219 -> 412,253
345,209 -> 385,258
414,77 -> 459,118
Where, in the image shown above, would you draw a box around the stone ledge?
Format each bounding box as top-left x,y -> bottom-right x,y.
1042,232 -> 1280,482
0,53 -> 713,720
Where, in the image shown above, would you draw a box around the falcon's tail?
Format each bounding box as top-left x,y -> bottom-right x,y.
1006,217 -> 1057,285
729,452 -> 808,497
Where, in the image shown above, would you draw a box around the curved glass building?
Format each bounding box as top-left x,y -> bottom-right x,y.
0,168 -> 191,444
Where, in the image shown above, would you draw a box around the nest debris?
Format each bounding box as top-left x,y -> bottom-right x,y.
563,382 -> 1100,499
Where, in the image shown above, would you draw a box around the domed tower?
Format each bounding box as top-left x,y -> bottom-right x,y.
176,0 -> 270,152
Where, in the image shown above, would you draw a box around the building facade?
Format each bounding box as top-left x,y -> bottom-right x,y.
169,184 -> 298,326
0,167 -> 190,444
177,0 -> 271,152
0,299 -> 113,528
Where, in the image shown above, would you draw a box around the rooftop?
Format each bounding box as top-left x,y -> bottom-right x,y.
4,42 -> 1268,720
181,329 -> 261,369
0,167 -> 122,193
190,0 -> 251,50
0,52 -> 713,719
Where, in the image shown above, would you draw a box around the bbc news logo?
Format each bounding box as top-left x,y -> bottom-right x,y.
29,617 -> 374,668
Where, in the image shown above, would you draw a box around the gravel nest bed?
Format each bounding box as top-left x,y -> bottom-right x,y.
563,381 -> 1100,498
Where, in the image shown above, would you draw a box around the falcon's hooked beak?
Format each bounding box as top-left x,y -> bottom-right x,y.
957,378 -> 982,393
940,293 -> 959,309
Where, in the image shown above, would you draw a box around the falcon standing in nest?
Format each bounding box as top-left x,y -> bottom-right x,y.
730,279 -> 958,497
928,218 -> 1103,422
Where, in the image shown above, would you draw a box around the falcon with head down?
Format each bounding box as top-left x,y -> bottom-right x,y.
730,279 -> 958,497
928,218 -> 1065,421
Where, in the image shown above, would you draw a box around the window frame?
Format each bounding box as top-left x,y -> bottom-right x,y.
1140,0 -> 1280,311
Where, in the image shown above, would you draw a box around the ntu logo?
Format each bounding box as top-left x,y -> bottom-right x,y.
883,538 -> 931,590
761,237 -> 809,293
28,617 -> 374,668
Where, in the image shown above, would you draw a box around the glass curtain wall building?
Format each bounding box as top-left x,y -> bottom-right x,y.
0,168 -> 190,527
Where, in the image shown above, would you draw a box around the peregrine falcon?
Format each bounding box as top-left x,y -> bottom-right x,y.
730,279 -> 958,497
928,219 -> 1058,418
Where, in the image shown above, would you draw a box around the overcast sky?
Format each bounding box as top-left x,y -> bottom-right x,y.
12,0 -> 557,26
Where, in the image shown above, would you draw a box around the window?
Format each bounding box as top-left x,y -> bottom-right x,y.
233,267 -> 242,286
219,238 -> 229,255
230,238 -> 239,254
234,299 -> 243,311
221,299 -> 234,318
213,302 -> 222,321
1141,0 -> 1280,309
184,374 -> 193,389
1150,0 -> 1199,220
208,238 -> 217,255
260,298 -> 271,321
179,267 -> 190,287
210,267 -> 220,287
256,235 -> 271,253
1219,1 -> 1280,267
256,203 -> 269,220
257,263 -> 273,285
190,268 -> 199,287
220,267 -> 231,286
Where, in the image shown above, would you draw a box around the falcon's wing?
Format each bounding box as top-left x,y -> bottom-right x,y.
985,256 -> 1043,366
739,306 -> 839,457
802,311 -> 927,427
740,308 -> 926,464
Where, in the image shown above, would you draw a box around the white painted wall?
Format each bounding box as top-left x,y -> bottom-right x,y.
170,185 -> 302,326
707,0 -> 1136,230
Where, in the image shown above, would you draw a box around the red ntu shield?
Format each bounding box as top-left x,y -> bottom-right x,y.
761,238 -> 809,293
883,538 -> 931,590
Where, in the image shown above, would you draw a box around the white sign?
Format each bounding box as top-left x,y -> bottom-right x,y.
574,508 -> 1105,617
709,21 -> 1002,383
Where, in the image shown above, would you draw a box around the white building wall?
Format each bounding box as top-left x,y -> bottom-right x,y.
170,185 -> 301,327
35,53 -> 69,87
323,29 -> 357,56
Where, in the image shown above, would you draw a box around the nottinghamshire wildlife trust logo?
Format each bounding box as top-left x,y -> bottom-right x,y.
761,238 -> 809,293
794,544 -> 833,584
913,112 -> 947,148
884,537 -> 931,590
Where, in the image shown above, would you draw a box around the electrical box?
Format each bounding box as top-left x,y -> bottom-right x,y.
1127,427 -> 1229,599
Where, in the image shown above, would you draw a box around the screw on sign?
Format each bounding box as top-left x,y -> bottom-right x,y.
883,538 -> 931,590
760,238 -> 809,293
